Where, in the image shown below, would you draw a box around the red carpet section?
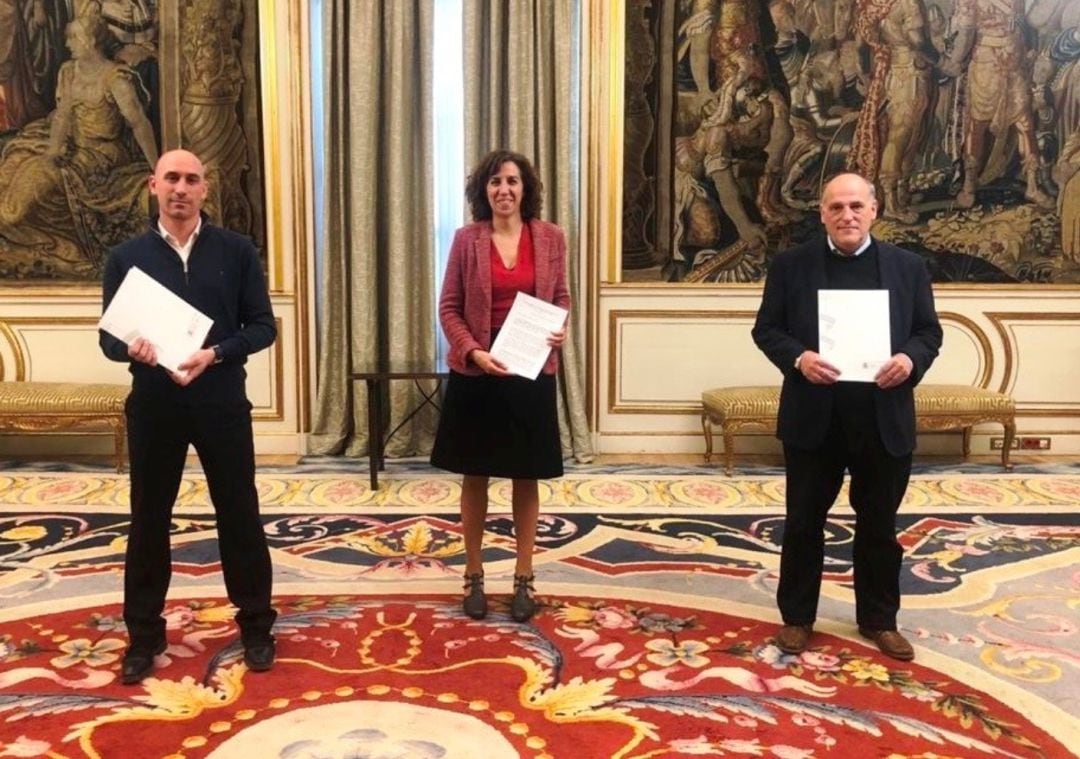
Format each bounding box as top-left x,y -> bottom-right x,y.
0,594 -> 1071,758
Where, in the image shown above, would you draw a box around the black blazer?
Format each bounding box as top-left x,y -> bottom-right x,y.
751,237 -> 942,456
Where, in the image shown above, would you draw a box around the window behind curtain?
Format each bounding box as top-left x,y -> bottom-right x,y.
310,0 -> 327,334
309,0 -> 464,367
431,0 -> 464,370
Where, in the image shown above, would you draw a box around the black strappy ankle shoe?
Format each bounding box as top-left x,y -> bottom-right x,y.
510,574 -> 537,622
462,572 -> 487,619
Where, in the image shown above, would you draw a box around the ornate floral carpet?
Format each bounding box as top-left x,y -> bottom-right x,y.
1,464 -> 1078,758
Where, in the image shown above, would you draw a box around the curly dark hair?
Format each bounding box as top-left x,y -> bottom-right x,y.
465,150 -> 543,221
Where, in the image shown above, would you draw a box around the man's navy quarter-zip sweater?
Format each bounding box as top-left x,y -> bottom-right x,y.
99,217 -> 276,405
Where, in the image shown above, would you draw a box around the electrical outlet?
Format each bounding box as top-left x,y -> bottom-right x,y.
990,437 -> 1019,450
1018,436 -> 1051,451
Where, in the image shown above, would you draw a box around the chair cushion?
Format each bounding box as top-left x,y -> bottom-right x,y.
701,386 -> 781,421
702,384 -> 1014,421
0,382 -> 129,415
913,384 -> 1015,414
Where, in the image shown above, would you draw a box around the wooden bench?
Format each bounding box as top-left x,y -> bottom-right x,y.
701,384 -> 1016,475
0,382 -> 130,472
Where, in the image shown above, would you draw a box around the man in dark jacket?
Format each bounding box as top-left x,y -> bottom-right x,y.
752,172 -> 942,660
99,149 -> 277,683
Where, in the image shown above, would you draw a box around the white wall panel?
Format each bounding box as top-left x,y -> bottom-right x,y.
596,286 -> 1080,456
611,313 -> 775,410
988,315 -> 1080,413
0,293 -> 300,456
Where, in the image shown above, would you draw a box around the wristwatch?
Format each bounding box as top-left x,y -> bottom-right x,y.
211,345 -> 224,364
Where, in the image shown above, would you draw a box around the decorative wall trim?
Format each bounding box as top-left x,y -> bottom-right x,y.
986,312 -> 1080,417
938,311 -> 993,389
0,320 -> 28,381
258,0 -> 313,431
253,316 -> 286,421
0,316 -> 284,421
600,282 -> 1080,293
0,317 -> 99,381
607,309 -> 758,414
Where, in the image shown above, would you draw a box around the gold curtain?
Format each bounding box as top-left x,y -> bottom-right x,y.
308,0 -> 438,457
463,0 -> 594,462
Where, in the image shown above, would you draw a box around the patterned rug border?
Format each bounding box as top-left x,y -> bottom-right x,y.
1,471 -> 1078,517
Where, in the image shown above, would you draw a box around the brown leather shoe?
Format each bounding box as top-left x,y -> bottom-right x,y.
859,628 -> 914,661
775,623 -> 813,654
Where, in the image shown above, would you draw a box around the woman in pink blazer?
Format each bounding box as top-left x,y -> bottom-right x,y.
430,150 -> 569,622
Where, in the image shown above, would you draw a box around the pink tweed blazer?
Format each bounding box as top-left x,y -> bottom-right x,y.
439,219 -> 571,376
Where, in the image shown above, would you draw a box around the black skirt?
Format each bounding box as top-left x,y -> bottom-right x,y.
430,370 -> 563,479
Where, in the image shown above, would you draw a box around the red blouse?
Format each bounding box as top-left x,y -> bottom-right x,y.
490,224 -> 535,328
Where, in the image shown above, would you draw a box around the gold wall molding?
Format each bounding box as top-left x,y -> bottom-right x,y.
0,320 -> 27,381
258,0 -> 312,431
0,316 -> 283,421
986,312 -> 1080,417
584,1 -> 627,426
259,0 -> 285,290
586,1 -> 625,286
607,309 -> 758,414
938,311 -> 993,389
0,317 -> 99,381
254,316 -> 286,422
603,307 -> 1080,419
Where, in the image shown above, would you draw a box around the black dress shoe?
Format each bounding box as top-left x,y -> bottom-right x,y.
121,639 -> 167,685
244,640 -> 276,672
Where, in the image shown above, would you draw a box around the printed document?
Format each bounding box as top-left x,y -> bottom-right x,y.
817,289 -> 890,382
490,292 -> 569,380
98,266 -> 214,376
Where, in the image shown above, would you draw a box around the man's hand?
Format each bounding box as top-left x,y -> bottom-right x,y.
468,349 -> 512,376
172,348 -> 216,386
127,337 -> 158,366
797,350 -> 840,384
875,353 -> 913,389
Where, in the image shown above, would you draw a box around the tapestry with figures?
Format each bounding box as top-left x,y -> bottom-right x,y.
0,0 -> 265,282
622,0 -> 1080,284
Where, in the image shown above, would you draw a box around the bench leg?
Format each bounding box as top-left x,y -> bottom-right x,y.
723,427 -> 735,476
962,426 -> 972,458
1001,420 -> 1016,471
702,413 -> 713,463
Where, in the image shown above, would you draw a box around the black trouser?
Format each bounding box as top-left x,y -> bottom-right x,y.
778,399 -> 911,631
123,394 -> 276,648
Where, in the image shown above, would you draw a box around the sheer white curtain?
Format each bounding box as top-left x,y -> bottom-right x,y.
432,0 -> 465,370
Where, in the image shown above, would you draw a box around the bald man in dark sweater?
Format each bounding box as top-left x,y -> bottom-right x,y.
100,150 -> 277,683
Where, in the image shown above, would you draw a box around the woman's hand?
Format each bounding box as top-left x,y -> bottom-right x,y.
469,349 -> 512,376
547,327 -> 567,348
